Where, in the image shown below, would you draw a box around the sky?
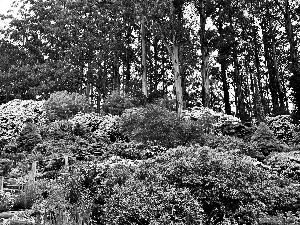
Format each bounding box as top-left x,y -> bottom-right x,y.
0,0 -> 14,15
0,0 -> 16,30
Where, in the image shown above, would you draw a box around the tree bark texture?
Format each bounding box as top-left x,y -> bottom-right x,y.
141,16 -> 148,97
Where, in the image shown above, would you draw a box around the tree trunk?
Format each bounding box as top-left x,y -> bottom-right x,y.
113,53 -> 120,92
217,21 -> 231,115
172,42 -> 183,116
252,29 -> 265,122
141,16 -> 147,97
284,0 -> 300,114
233,44 -> 247,122
198,0 -> 210,108
261,18 -> 283,115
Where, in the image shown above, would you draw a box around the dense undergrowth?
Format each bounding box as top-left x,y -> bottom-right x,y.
0,91 -> 300,224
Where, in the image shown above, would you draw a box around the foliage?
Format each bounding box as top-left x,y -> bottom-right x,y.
0,99 -> 45,142
120,105 -> 204,148
219,123 -> 256,141
265,151 -> 300,182
44,91 -> 91,121
104,180 -> 204,224
39,120 -> 74,140
69,112 -> 121,142
16,120 -> 42,152
0,62 -> 82,104
12,184 -> 38,210
0,191 -> 15,212
105,141 -> 167,160
267,115 -> 297,145
203,134 -> 249,154
102,91 -> 136,116
183,106 -> 242,134
249,122 -> 288,161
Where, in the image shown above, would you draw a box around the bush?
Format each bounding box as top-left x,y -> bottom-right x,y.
265,151 -> 300,182
120,105 -> 204,148
0,191 -> 15,212
249,122 -> 288,161
16,119 -> 42,152
105,141 -> 167,160
40,120 -> 74,140
104,179 -> 204,224
0,99 -> 45,141
69,112 -> 122,142
203,134 -> 249,154
44,91 -> 91,121
266,115 -> 296,145
102,91 -> 135,116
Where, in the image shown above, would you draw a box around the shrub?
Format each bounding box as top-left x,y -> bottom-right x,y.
248,122 -> 288,161
44,91 -> 91,121
40,120 -> 74,140
69,112 -> 122,142
0,191 -> 15,212
120,105 -> 204,148
104,179 -> 204,224
12,185 -> 37,210
0,99 -> 45,141
266,115 -> 296,144
16,119 -> 42,152
265,151 -> 300,182
138,145 -> 300,224
203,134 -> 249,154
102,91 -> 135,116
105,141 -> 167,160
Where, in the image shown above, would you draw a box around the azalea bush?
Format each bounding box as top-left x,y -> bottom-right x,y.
69,112 -> 121,142
44,91 -> 91,121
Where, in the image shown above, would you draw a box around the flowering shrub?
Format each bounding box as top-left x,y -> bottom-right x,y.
69,113 -> 121,142
44,91 -> 91,121
0,99 -> 45,142
183,106 -> 241,132
265,151 -> 300,181
267,115 -> 297,144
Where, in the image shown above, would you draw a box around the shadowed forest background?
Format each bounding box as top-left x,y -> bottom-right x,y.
0,0 -> 300,121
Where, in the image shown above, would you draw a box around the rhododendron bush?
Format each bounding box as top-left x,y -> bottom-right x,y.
266,115 -> 297,144
0,99 -> 45,142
